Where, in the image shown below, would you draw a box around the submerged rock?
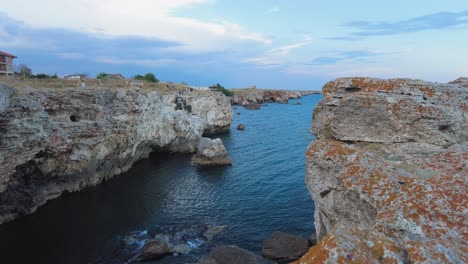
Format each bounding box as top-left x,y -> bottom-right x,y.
203,225 -> 227,241
299,78 -> 468,263
192,138 -> 232,166
294,102 -> 302,105
198,245 -> 275,264
262,231 -> 309,263
237,124 -> 245,131
136,240 -> 171,261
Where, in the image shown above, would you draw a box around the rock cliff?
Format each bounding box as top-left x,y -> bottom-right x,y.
0,85 -> 232,224
299,78 -> 467,263
231,89 -> 319,107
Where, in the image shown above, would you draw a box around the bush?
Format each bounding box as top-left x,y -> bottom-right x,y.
143,73 -> 159,83
210,83 -> 233,96
97,72 -> 109,79
35,73 -> 50,79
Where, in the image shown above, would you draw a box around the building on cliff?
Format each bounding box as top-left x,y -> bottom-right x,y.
0,51 -> 17,76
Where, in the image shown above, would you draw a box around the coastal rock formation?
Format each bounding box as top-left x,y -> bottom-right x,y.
449,77 -> 468,88
231,89 -> 318,108
198,245 -> 275,264
164,93 -> 233,134
192,138 -> 232,166
299,78 -> 467,263
0,85 -> 232,224
262,231 -> 309,263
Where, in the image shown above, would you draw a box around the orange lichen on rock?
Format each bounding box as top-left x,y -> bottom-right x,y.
306,77 -> 468,263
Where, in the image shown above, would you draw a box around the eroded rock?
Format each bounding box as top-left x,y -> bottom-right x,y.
198,245 -> 275,264
262,231 -> 309,263
0,85 -> 232,224
192,138 -> 232,166
299,78 -> 468,264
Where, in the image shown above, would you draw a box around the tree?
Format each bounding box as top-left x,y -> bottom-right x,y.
97,72 -> 109,79
17,64 -> 33,78
210,83 -> 233,96
134,74 -> 145,80
143,73 -> 159,83
35,73 -> 50,79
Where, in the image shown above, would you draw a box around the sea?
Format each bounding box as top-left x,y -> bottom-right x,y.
0,94 -> 322,264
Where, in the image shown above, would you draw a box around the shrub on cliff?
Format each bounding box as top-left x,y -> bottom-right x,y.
97,72 -> 109,79
134,73 -> 159,83
211,83 -> 233,97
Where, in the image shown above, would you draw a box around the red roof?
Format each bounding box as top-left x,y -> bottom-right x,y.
0,51 -> 17,58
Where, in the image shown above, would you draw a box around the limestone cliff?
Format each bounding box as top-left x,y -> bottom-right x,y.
0,85 -> 232,224
231,89 -> 319,107
299,78 -> 467,263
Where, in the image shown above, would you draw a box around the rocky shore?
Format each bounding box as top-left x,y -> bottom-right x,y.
299,78 -> 467,263
0,85 -> 232,224
230,89 -> 319,108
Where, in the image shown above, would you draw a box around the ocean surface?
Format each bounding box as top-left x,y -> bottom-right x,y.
0,94 -> 322,264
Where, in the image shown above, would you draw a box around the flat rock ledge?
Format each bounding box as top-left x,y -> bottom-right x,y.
297,77 -> 468,264
262,231 -> 309,263
197,245 -> 275,264
192,138 -> 232,166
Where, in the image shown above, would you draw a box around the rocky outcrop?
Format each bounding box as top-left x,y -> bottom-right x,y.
449,77 -> 468,88
231,89 -> 319,108
164,93 -> 233,134
0,84 -> 232,224
299,78 -> 467,263
262,231 -> 309,263
192,138 -> 232,166
198,245 -> 275,264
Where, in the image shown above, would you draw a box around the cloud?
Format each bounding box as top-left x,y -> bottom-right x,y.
0,0 -> 271,53
245,36 -> 313,65
330,10 -> 468,40
267,5 -> 281,13
307,50 -> 385,65
94,56 -> 179,67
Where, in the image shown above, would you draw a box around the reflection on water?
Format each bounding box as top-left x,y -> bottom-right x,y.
0,94 -> 322,264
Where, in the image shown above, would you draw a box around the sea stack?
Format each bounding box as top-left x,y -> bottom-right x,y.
192,138 -> 232,166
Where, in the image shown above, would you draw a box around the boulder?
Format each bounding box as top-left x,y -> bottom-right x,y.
136,240 -> 171,261
237,124 -> 245,131
299,78 -> 468,263
198,245 -> 275,264
262,231 -> 309,263
192,138 -> 232,166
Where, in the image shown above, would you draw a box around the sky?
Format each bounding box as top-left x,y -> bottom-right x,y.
1,0 -> 467,89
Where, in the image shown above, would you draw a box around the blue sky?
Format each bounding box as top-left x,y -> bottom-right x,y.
1,0 -> 467,89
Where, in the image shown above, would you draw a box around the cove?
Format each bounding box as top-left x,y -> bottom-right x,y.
0,94 -> 322,264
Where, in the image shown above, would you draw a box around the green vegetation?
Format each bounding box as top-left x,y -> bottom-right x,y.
96,72 -> 109,79
210,83 -> 233,96
134,73 -> 159,83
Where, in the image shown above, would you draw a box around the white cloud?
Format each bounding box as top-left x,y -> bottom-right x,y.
57,52 -> 84,59
95,56 -> 179,67
245,36 -> 313,65
267,5 -> 281,13
0,0 -> 271,53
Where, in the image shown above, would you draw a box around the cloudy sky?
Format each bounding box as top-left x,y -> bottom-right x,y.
1,0 -> 467,89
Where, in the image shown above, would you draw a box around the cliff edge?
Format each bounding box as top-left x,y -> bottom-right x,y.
0,85 -> 232,224
299,78 -> 467,263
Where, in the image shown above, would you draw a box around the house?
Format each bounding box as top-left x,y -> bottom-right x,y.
64,74 -> 86,80
0,51 -> 17,76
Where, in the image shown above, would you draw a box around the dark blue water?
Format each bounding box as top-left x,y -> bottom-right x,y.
0,94 -> 322,264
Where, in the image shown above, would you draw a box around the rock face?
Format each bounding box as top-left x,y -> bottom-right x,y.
299,78 -> 467,263
262,231 -> 309,263
0,85 -> 232,224
198,245 -> 275,264
192,138 -> 232,166
449,77 -> 468,87
164,93 -> 233,134
231,89 -> 318,108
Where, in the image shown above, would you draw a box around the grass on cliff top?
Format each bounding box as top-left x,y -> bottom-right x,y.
0,77 -> 194,94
